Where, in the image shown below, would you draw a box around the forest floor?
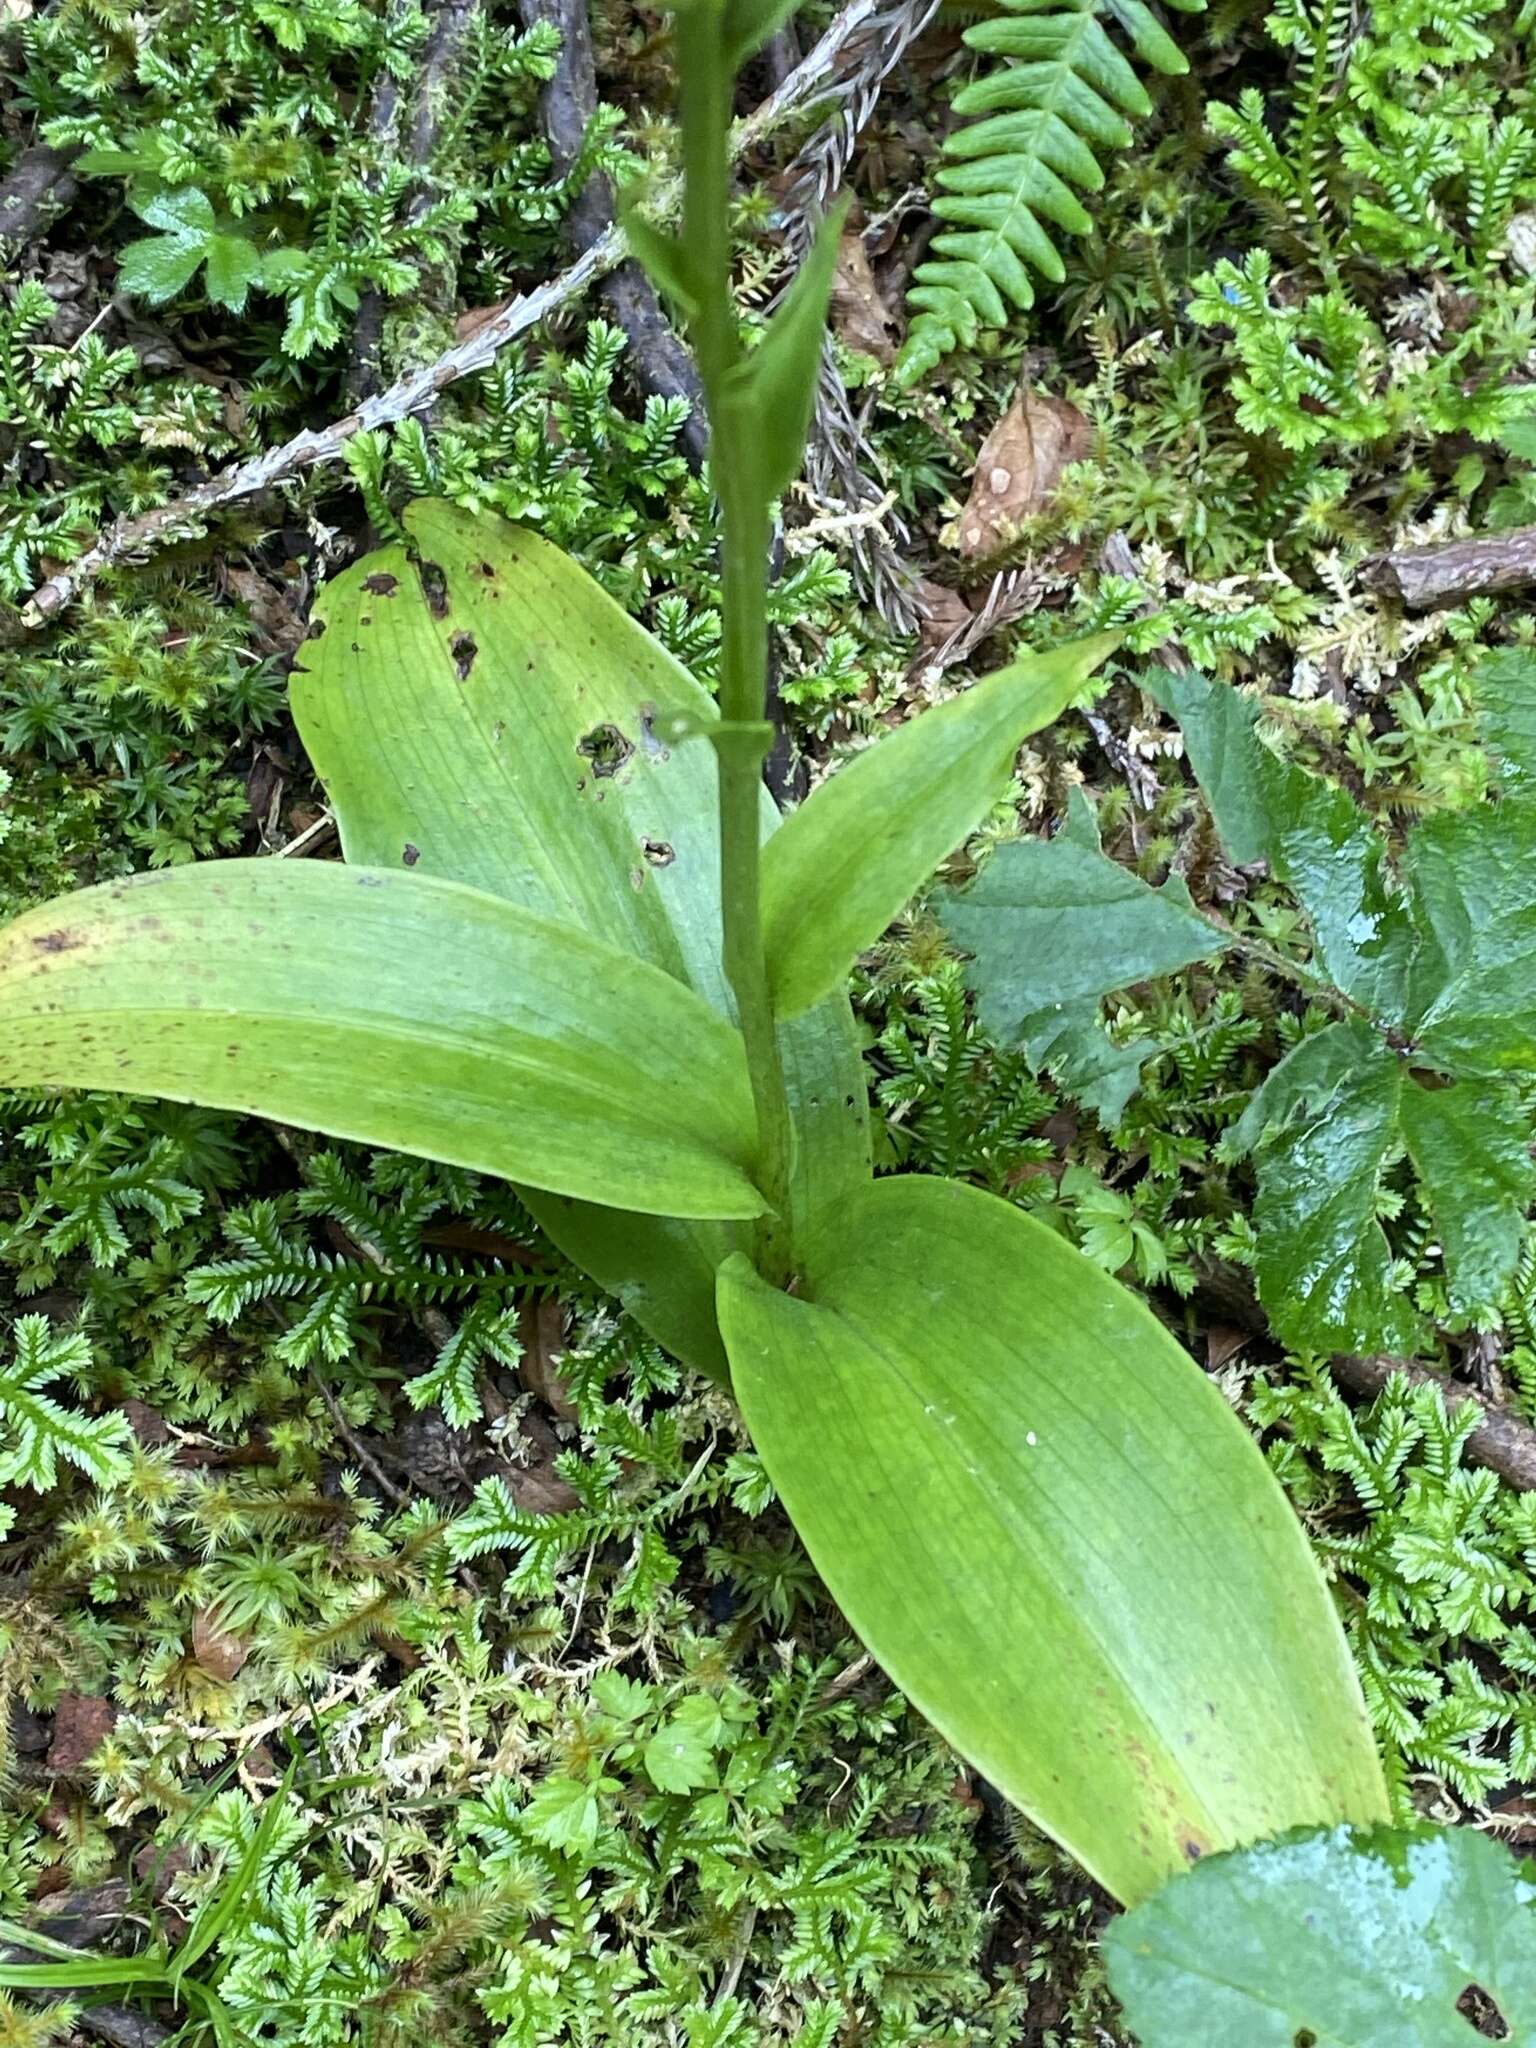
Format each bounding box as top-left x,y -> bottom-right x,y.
5,0 -> 1536,2041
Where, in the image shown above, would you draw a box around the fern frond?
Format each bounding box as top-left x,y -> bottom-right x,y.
898,0 -> 1199,381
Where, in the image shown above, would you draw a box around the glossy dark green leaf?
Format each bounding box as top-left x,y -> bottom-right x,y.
0,863 -> 764,1222
943,786 -> 1226,1115
1476,646 -> 1536,796
1403,804 -> 1536,1073
718,201 -> 846,510
293,503 -> 869,1374
1147,667 -> 1415,1018
763,633 -> 1119,1017
1224,1019 -> 1533,1349
719,1176 -> 1388,1906
1227,1023 -> 1421,1355
1105,1823 -> 1536,2045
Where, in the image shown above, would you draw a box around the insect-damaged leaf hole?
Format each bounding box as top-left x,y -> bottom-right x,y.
1457,1985 -> 1511,2039
416,558 -> 449,618
577,723 -> 635,779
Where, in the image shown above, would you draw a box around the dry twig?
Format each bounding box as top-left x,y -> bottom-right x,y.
22,0 -> 883,624
1330,1353 -> 1536,1492
777,0 -> 943,629
518,0 -> 708,462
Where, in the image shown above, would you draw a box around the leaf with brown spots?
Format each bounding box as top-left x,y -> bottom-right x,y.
954,389 -> 1092,560
829,226 -> 899,364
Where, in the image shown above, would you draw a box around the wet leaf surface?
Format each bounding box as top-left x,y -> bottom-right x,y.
1105,1823 -> 1536,2045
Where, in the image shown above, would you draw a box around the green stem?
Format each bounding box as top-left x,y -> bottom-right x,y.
677,10 -> 797,1280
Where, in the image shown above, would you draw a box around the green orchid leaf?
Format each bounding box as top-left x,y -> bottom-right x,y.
1146,667 -> 1416,1018
0,862 -> 763,1223
293,503 -> 869,1373
943,785 -> 1228,1115
1105,1823 -> 1536,2045
763,632 -> 1119,1019
719,201 -> 847,510
617,185 -> 702,321
722,0 -> 802,65
719,1175 -> 1387,1906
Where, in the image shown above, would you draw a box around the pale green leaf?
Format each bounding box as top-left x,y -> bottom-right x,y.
644,1709 -> 717,1793
617,185 -> 702,320
1105,1823 -> 1536,2045
720,1175 -> 1387,1906
763,632 -> 1119,1018
522,1776 -> 602,1854
293,503 -> 870,1375
201,232 -> 264,312
0,862 -> 763,1223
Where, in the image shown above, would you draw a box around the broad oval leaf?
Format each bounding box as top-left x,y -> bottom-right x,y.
718,1175 -> 1387,1905
0,862 -> 763,1222
293,503 -> 870,1374
1104,1823 -> 1536,2045
761,631 -> 1119,1018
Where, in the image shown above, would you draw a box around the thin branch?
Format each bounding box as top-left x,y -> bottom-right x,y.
518,0 -> 707,462
777,0 -> 943,630
1330,1352 -> 1536,1492
21,1 -> 875,625
1363,522 -> 1536,611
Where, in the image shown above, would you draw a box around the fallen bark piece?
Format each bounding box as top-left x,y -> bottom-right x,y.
1364,523 -> 1536,610
0,143 -> 80,247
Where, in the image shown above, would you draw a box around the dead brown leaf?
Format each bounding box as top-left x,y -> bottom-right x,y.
191,1610 -> 250,1682
1206,1325 -> 1251,1373
507,1412 -> 581,1513
912,577 -> 974,651
519,1295 -> 577,1421
829,229 -> 899,365
955,388 -> 1092,560
225,567 -> 308,657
